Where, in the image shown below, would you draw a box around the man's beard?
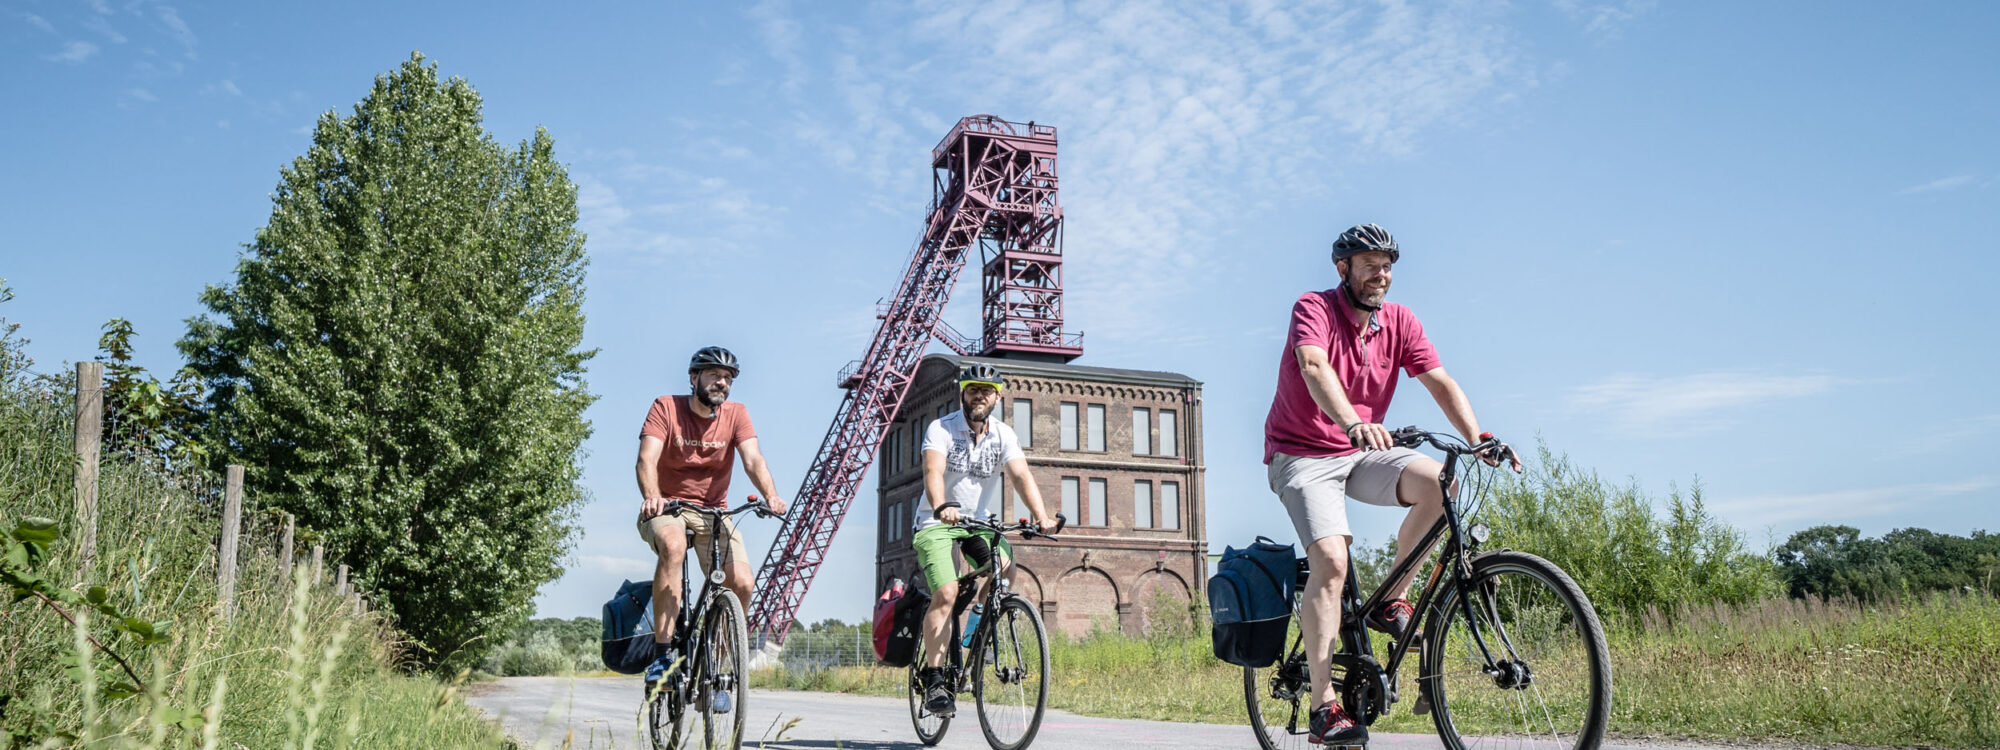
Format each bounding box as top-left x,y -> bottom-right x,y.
696,384 -> 730,408
1343,271 -> 1389,309
962,398 -> 993,424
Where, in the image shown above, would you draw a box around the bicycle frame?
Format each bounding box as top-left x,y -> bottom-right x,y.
1316,431 -> 1513,715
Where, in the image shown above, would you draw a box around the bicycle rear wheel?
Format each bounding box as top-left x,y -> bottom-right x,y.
908,662 -> 951,745
973,596 -> 1048,750
698,594 -> 748,750
1419,550 -> 1611,750
1244,642 -> 1314,750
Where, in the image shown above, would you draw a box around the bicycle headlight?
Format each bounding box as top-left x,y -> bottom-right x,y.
710,569 -> 726,585
1469,523 -> 1491,546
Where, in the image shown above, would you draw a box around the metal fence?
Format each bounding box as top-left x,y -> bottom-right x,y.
776,627 -> 875,670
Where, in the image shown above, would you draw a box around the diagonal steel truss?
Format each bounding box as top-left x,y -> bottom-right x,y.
747,115 -> 1065,645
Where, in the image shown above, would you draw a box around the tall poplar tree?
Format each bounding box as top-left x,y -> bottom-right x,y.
180,53 -> 595,671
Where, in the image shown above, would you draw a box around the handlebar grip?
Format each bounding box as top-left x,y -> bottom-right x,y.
1052,514 -> 1068,533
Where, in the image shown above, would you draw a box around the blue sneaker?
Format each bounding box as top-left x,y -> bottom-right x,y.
642,646 -> 679,699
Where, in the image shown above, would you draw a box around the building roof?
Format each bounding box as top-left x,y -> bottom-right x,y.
926,353 -> 1201,388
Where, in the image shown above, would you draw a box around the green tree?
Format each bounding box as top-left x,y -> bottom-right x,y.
1483,442 -> 1781,622
178,53 -> 596,672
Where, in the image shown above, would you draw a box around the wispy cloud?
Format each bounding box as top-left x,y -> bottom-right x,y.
153,4 -> 196,59
118,87 -> 158,107
745,1 -> 1614,343
83,13 -> 125,44
1898,174 -> 1976,195
16,11 -> 56,34
573,165 -> 782,266
1568,371 -> 1841,434
1552,0 -> 1657,42
1713,478 -> 1997,527
42,40 -> 99,63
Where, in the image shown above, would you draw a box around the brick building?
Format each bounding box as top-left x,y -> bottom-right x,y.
875,354 -> 1206,638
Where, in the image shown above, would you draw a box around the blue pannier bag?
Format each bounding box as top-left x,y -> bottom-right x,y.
601,579 -> 660,674
1208,536 -> 1297,668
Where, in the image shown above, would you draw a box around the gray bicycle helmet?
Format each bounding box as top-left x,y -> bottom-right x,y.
1331,223 -> 1400,264
688,346 -> 740,376
957,363 -> 1004,391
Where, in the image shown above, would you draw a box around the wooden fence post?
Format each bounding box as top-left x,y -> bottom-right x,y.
73,361 -> 103,571
279,513 -> 295,583
336,564 -> 349,596
218,465 -> 244,618
312,545 -> 324,585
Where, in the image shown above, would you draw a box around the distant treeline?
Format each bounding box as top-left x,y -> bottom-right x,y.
1774,524 -> 2000,601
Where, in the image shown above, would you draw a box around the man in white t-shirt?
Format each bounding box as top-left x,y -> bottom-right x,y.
912,362 -> 1057,718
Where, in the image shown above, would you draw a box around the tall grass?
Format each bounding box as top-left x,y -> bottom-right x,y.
752,592 -> 2000,748
1,373 -> 510,747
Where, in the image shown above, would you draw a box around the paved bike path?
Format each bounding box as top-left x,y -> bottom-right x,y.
466,675 -> 1801,750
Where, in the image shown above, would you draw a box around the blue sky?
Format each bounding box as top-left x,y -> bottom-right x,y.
4,1 -> 1997,624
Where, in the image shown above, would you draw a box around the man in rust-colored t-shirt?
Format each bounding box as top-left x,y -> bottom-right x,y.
634,346 -> 788,687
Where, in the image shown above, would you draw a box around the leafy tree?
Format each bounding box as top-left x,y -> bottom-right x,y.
1776,524 -> 2000,600
1482,443 -> 1781,622
97,318 -> 208,474
178,53 -> 596,671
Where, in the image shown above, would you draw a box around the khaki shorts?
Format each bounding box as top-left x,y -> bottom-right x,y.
638,506 -> 748,576
1268,448 -> 1425,543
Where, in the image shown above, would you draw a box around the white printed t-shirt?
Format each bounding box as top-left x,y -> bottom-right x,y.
913,409 -> 1024,532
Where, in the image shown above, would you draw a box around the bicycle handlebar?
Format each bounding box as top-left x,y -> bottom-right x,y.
1389,426 -> 1514,464
650,495 -> 785,522
956,513 -> 1066,541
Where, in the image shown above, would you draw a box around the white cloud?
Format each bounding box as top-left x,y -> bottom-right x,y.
574,554 -> 656,578
1713,478 -> 1997,527
119,87 -> 158,107
1568,371 -> 1841,434
746,1 -> 1595,342
42,41 -> 99,63
1898,175 -> 1975,195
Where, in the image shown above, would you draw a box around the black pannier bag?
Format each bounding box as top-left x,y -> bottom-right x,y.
872,579 -> 931,668
601,579 -> 659,674
1208,536 -> 1298,668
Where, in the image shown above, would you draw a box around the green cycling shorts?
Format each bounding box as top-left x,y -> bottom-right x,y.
912,524 -> 1011,591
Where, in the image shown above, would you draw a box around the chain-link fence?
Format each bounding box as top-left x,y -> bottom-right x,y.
776,626 -> 875,670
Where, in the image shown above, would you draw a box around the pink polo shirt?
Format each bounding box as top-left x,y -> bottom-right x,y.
1264,290 -> 1441,463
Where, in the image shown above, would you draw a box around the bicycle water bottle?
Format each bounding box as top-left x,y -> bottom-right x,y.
961,603 -> 984,648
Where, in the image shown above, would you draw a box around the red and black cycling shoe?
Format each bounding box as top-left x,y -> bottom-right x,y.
1307,701 -> 1368,746
1364,599 -> 1416,643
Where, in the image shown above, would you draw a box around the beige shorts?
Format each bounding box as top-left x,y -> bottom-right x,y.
638,506 -> 749,576
1268,448 -> 1425,543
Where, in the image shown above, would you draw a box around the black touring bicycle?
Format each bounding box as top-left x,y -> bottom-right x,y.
1241,428 -> 1613,750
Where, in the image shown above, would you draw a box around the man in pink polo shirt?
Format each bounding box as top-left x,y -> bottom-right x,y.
1263,223 -> 1521,746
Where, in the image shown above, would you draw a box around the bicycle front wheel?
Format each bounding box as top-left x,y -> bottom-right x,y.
908,661 -> 951,745
973,596 -> 1049,750
648,671 -> 686,750
1243,643 -> 1314,750
698,594 -> 749,750
1420,550 -> 1611,750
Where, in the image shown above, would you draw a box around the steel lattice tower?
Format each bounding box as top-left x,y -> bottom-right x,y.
748,116 -> 1074,645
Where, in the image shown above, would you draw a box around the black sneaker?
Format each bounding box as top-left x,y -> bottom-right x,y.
1365,599 -> 1416,643
1307,702 -> 1367,747
921,668 -> 956,717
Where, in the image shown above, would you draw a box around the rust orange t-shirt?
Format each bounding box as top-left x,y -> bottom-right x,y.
640,396 -> 756,508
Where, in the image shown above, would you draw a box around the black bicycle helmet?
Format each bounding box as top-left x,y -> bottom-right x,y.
688,346 -> 740,376
1331,223 -> 1400,264
957,362 -> 1004,391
